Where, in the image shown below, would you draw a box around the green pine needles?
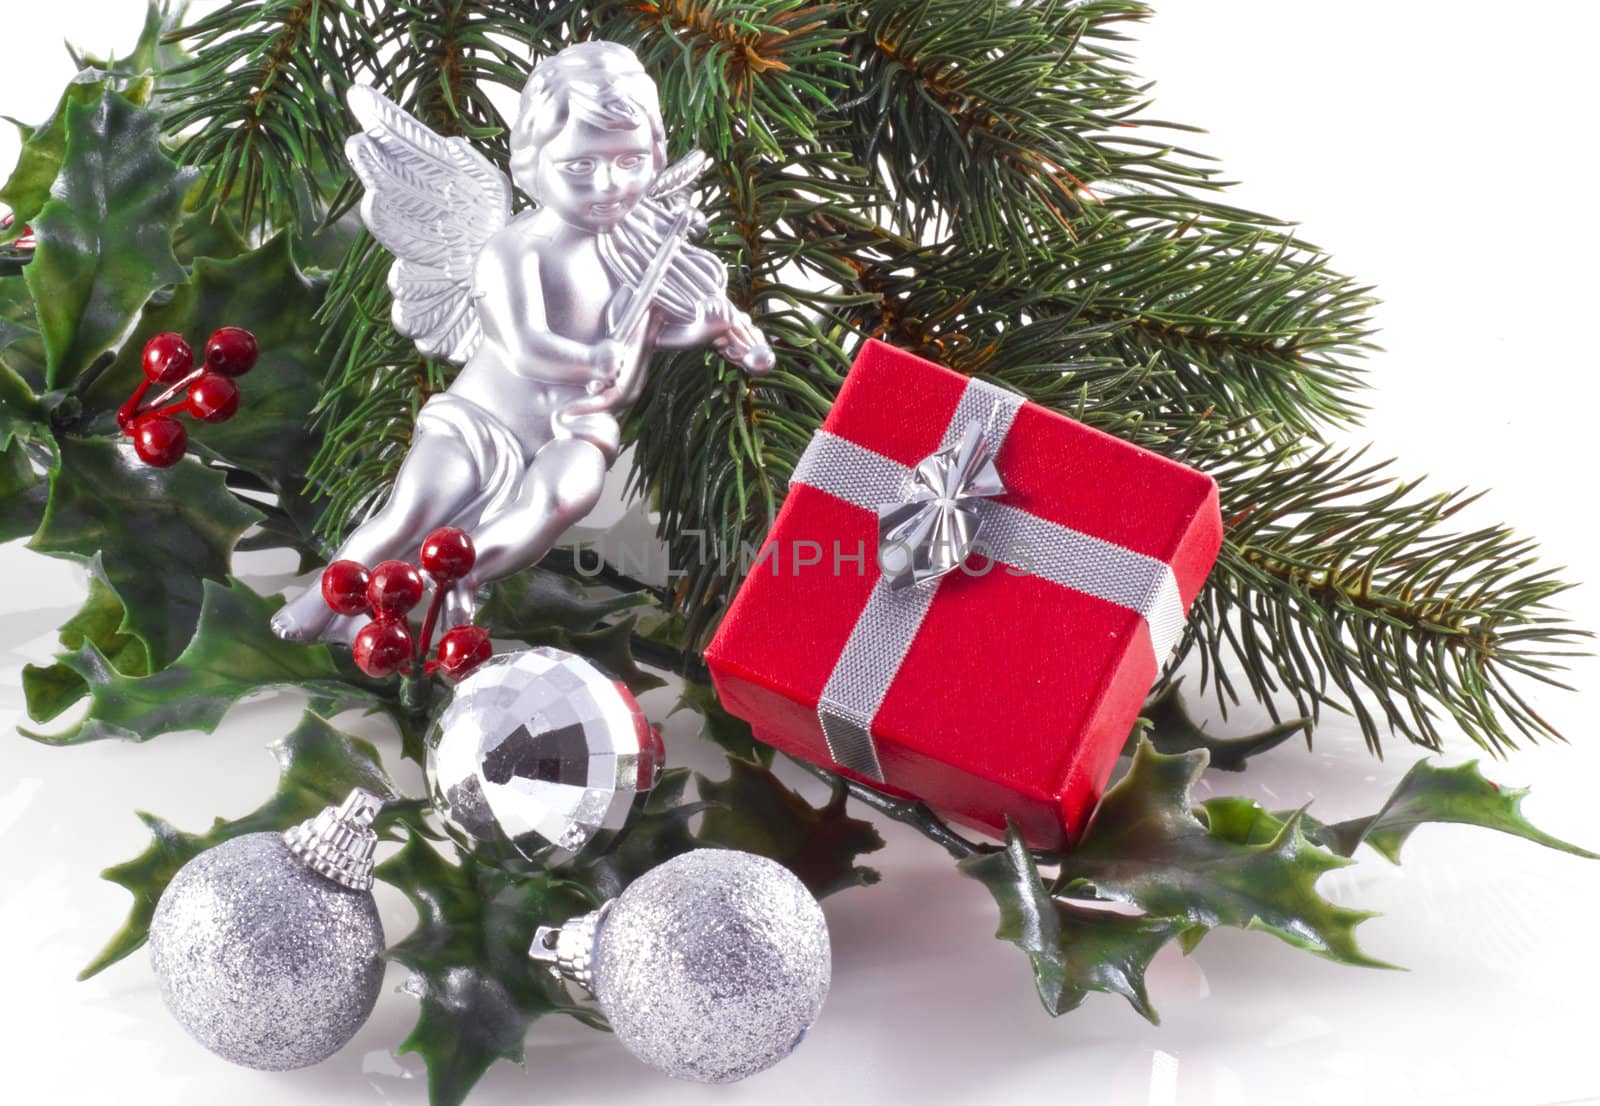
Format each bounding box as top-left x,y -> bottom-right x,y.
156,0 -> 1575,755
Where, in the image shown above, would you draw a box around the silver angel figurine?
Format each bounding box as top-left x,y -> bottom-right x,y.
273,41 -> 772,644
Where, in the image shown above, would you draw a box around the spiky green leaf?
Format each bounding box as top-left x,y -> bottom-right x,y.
1058,740 -> 1387,968
960,825 -> 1188,1021
23,578 -> 378,744
27,436 -> 259,667
23,89 -> 187,389
672,678 -> 770,764
0,73 -> 120,242
0,435 -> 48,542
480,563 -> 656,635
0,354 -> 46,453
1319,759 -> 1599,864
21,571 -> 150,722
1134,681 -> 1303,771
496,612 -> 667,696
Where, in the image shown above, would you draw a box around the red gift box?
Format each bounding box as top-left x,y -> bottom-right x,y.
704,340 -> 1222,849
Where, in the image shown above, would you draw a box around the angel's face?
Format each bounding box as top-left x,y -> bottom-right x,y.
527,116 -> 655,231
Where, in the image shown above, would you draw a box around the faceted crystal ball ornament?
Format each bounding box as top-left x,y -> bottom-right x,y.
147,791 -> 387,1070
531,849 -> 831,1083
427,647 -> 664,861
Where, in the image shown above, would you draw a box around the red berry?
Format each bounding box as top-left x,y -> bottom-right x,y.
353,619 -> 413,678
420,527 -> 476,583
205,327 -> 258,377
131,415 -> 187,467
186,373 -> 240,423
142,332 -> 193,384
435,625 -> 492,681
321,560 -> 372,616
367,559 -> 425,617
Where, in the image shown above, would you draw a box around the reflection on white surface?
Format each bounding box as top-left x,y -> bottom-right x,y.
1149,1049 -> 1180,1106
361,1046 -> 419,1103
0,776 -> 42,840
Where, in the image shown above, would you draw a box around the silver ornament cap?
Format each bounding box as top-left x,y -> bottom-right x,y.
531,849 -> 831,1083
427,647 -> 664,862
148,790 -> 387,1070
283,787 -> 383,890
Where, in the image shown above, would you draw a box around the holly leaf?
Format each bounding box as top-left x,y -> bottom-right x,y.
0,435 -> 49,543
23,88 -> 187,390
482,561 -> 666,694
695,756 -> 884,898
1193,760 -> 1600,868
75,1 -> 191,87
28,436 -> 259,667
89,234 -> 329,537
1195,795 -> 1286,847
1313,759 -> 1599,863
0,354 -> 46,452
482,563 -> 656,634
0,281 -> 47,393
959,825 -> 1189,1021
1133,681 -> 1303,771
965,745 -> 1595,1024
1057,739 -> 1388,968
0,72 -> 123,244
378,833 -> 601,1106
21,570 -> 150,723
0,335 -> 53,541
82,710 -> 417,979
22,578 -> 379,745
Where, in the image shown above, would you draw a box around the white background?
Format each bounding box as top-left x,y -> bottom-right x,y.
3,3 -> 1599,1105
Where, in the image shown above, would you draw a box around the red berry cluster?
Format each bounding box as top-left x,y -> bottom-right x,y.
116,329 -> 258,467
322,526 -> 492,681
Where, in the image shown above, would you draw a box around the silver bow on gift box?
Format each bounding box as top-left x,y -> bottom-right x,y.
876,421 -> 1008,589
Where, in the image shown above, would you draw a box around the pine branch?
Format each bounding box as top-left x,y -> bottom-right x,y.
163,0 -> 374,231
832,0 -> 1376,438
369,0 -> 551,153
1189,439 -> 1586,756
594,0 -> 853,157
840,216 -> 1377,440
844,0 -> 1218,246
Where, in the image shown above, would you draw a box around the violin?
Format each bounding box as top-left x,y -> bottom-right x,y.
552,155 -> 774,446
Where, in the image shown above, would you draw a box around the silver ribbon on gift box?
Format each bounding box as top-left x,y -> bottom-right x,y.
787,377 -> 1186,782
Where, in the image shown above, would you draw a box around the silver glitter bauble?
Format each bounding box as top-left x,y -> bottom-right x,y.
427,647 -> 663,862
148,792 -> 386,1071
532,849 -> 831,1083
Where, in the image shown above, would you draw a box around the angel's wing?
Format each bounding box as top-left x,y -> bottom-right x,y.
345,85 -> 512,366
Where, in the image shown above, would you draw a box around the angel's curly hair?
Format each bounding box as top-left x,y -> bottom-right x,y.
511,42 -> 668,195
